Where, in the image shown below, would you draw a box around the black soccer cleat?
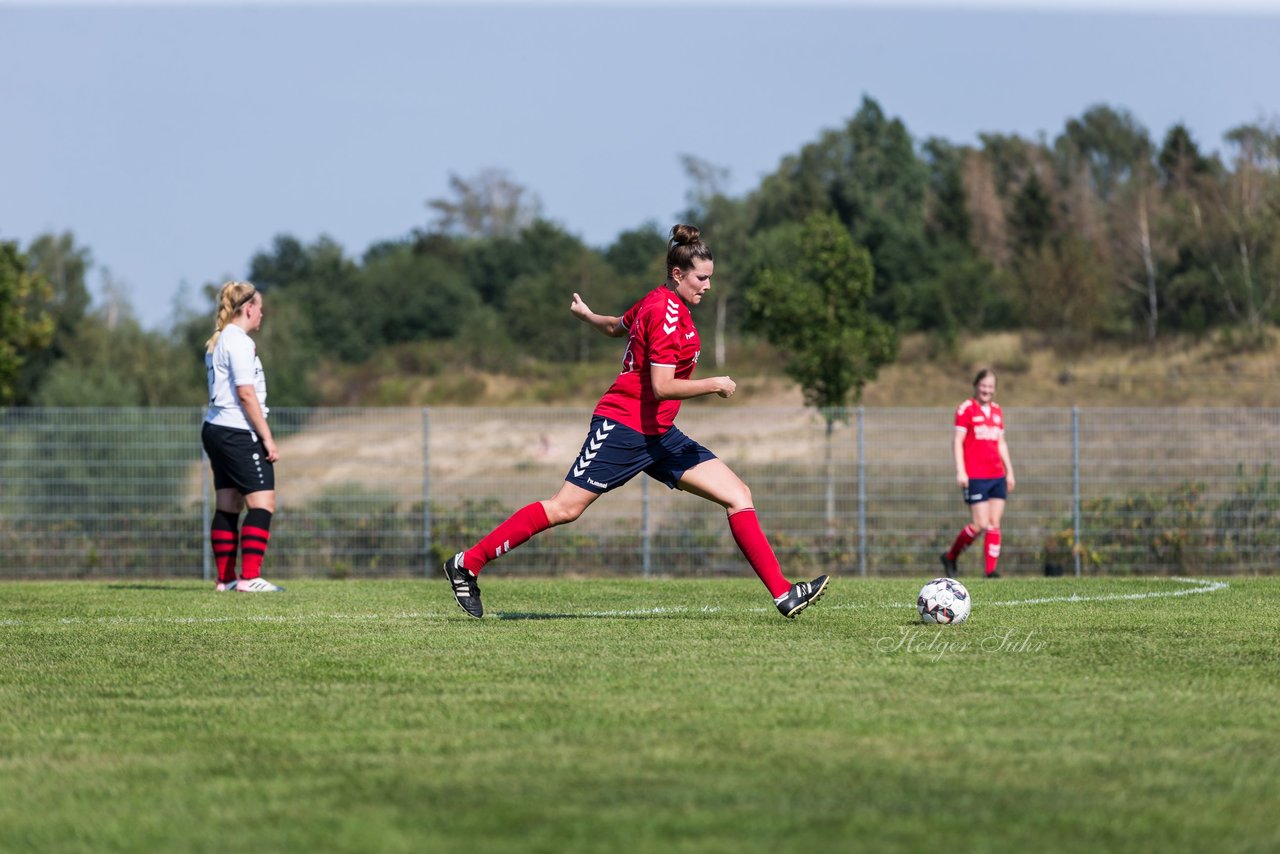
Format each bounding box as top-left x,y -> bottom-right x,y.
444,552 -> 484,618
984,571 -> 1001,579
774,575 -> 830,619
940,552 -> 958,577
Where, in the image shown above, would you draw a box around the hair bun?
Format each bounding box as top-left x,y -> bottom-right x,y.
670,223 -> 701,246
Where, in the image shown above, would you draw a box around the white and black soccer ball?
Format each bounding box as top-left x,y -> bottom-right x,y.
917,577 -> 971,625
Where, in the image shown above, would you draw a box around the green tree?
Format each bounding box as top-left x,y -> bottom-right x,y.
751,97 -> 931,329
924,138 -> 972,243
976,132 -> 1038,200
462,219 -> 583,308
235,289 -> 319,407
1159,125 -> 1221,333
1057,104 -> 1153,204
604,222 -> 667,280
246,234 -> 311,291
1204,122 -> 1280,333
248,235 -> 363,363
1159,124 -> 1213,187
505,248 -> 629,364
746,212 -> 897,534
360,244 -> 484,344
0,241 -> 54,404
1012,236 -> 1116,344
918,138 -> 1009,342
1057,105 -> 1168,340
680,155 -> 753,367
1008,171 -> 1056,253
1006,164 -> 1117,343
33,280 -> 197,407
1113,158 -> 1170,341
746,212 -> 897,414
14,232 -> 92,402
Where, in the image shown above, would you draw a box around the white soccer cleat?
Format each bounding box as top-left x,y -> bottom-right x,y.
236,577 -> 285,592
215,581 -> 237,591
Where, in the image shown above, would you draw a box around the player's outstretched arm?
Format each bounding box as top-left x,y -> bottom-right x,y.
570,292 -> 626,337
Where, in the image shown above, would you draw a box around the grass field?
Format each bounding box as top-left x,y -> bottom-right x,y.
2,576 -> 1277,853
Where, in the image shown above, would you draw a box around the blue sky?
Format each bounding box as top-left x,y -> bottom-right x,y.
2,0 -> 1278,329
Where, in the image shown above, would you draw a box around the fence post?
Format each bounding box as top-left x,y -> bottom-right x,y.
857,405 -> 867,577
423,407 -> 432,578
1072,405 -> 1081,577
642,476 -> 651,578
201,448 -> 211,582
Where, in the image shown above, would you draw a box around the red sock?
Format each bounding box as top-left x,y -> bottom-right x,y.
464,502 -> 551,575
985,527 -> 1002,575
947,524 -> 979,560
240,508 -> 272,580
728,509 -> 791,598
210,510 -> 239,584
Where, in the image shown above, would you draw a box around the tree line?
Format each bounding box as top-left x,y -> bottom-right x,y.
3,96 -> 1278,408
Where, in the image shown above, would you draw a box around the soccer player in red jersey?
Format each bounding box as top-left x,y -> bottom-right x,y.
941,369 -> 1016,578
443,224 -> 829,619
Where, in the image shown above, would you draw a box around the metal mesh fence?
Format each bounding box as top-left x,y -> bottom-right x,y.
2,406 -> 1278,580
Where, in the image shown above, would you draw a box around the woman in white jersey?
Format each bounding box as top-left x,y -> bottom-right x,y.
201,281 -> 283,592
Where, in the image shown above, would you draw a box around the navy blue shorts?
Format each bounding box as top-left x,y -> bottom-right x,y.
964,477 -> 1008,505
564,416 -> 717,494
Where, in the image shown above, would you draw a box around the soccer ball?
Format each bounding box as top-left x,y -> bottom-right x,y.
917,577 -> 971,625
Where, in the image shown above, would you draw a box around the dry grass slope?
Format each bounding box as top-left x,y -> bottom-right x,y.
327,330 -> 1280,409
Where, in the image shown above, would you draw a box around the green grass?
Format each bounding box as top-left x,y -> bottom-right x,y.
1,576 -> 1277,853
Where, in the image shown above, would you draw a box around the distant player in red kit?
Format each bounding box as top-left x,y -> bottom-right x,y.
941,369 -> 1016,578
443,224 -> 829,619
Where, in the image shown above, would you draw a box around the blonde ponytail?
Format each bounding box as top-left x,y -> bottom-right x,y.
205,280 -> 258,353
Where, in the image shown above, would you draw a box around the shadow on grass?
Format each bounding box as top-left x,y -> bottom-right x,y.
493,610 -> 696,621
495,611 -> 586,621
106,583 -> 199,592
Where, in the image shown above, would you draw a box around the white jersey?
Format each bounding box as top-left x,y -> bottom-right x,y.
205,324 -> 268,432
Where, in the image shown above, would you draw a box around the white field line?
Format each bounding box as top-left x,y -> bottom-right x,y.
0,577 -> 1228,627
592,577 -> 1231,617
983,576 -> 1229,606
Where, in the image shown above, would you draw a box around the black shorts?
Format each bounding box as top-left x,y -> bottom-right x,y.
202,422 -> 275,494
564,416 -> 717,494
964,477 -> 1008,505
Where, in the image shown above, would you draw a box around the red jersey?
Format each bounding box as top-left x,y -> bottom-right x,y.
955,398 -> 1006,479
594,286 -> 701,435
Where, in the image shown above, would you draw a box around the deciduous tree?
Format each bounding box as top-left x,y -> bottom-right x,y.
1199,122 -> 1280,333
747,212 -> 897,533
747,212 -> 896,416
427,169 -> 543,239
1056,105 -> 1167,340
751,97 -> 931,328
0,241 -> 54,404
12,232 -> 91,401
680,155 -> 751,366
